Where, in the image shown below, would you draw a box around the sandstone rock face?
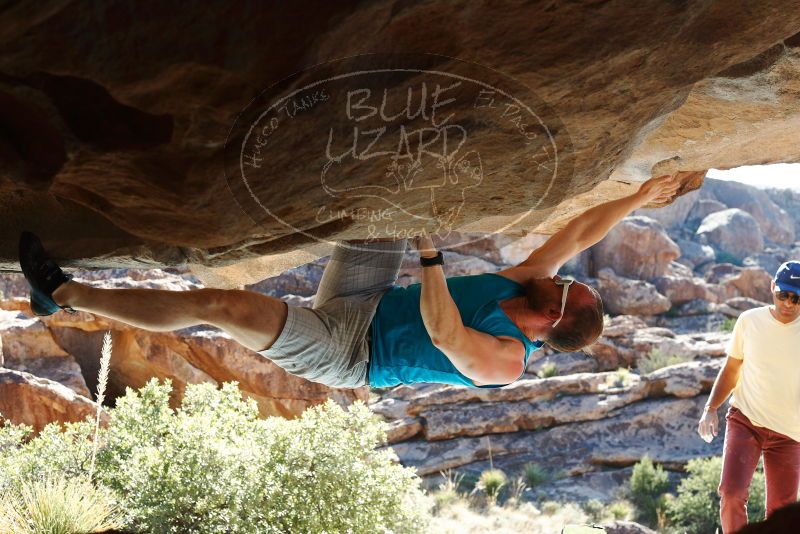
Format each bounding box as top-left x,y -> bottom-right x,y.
2,3 -> 800,289
723,266 -> 773,303
675,238 -> 716,270
696,208 -> 764,262
686,198 -> 727,229
0,368 -> 107,434
704,179 -> 795,245
0,309 -> 90,396
593,217 -> 680,280
653,275 -> 719,305
596,269 -> 671,316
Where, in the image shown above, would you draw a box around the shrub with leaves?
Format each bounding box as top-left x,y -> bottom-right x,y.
629,456 -> 670,527
667,456 -> 765,533
0,379 -> 431,534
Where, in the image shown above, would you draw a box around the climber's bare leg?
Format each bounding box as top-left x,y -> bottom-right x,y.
51,281 -> 287,352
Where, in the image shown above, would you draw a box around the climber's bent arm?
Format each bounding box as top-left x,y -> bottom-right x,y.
416,237 -> 524,384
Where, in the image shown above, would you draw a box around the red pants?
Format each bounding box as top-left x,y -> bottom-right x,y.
718,407 -> 800,533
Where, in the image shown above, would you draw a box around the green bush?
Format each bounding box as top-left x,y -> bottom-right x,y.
0,379 -> 431,533
475,469 -> 507,505
667,456 -> 765,533
638,349 -> 690,374
629,456 -> 670,527
0,474 -> 123,534
605,499 -> 634,521
538,362 -> 559,378
523,461 -> 551,488
720,317 -> 737,333
582,498 -> 604,522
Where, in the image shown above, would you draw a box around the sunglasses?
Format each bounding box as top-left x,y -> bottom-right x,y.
775,290 -> 800,305
552,276 -> 575,328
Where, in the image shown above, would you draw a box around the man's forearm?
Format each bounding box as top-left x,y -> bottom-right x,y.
564,189 -> 647,248
705,366 -> 739,411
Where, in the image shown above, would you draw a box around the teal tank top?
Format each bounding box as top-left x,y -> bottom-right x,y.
367,272 -> 544,388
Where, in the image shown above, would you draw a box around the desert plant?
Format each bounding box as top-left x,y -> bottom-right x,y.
0,473 -> 123,534
0,379 -> 431,534
475,469 -> 507,505
605,499 -> 634,521
89,331 -> 113,481
607,368 -> 635,389
541,500 -> 561,516
523,461 -> 551,488
720,317 -> 737,333
638,348 -> 690,374
538,362 -> 559,378
629,455 -> 670,527
506,477 -> 528,506
582,498 -> 604,522
667,456 -> 765,533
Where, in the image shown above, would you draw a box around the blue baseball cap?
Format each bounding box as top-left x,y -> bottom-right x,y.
774,261 -> 800,294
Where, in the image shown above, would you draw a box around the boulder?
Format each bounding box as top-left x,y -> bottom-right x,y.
0,368 -> 107,434
675,238 -> 716,270
674,298 -> 718,316
696,208 -> 764,262
528,351 -> 599,377
388,396 -> 723,476
593,217 -> 681,280
653,275 -> 719,305
633,189 -> 700,230
743,249 -> 789,276
766,188 -> 800,238
603,521 -> 658,534
686,198 -> 727,228
704,178 -> 795,244
723,266 -> 773,302
718,297 -> 768,318
0,309 -> 90,396
596,268 -> 671,315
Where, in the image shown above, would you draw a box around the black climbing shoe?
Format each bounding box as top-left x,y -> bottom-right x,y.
18,231 -> 77,316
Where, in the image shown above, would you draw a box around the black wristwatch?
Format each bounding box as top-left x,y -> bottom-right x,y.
420,251 -> 444,267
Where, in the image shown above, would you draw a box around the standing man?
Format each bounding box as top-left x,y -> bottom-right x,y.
698,261 -> 800,533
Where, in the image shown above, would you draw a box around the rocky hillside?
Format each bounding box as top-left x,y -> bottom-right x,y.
365,176 -> 799,502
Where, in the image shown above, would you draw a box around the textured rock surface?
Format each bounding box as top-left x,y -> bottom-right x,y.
596,269 -> 671,315
1,2 -> 800,288
593,217 -> 681,280
0,309 -> 90,396
696,208 -> 765,262
0,368 -> 107,434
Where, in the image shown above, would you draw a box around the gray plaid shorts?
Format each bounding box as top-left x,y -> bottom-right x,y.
257,239 -> 408,388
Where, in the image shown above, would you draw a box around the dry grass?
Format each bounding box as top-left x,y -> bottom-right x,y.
429,493 -> 591,534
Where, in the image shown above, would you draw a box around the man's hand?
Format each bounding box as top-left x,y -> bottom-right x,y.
636,174 -> 684,205
698,406 -> 719,443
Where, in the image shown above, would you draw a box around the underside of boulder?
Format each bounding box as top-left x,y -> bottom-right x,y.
1,2 -> 799,288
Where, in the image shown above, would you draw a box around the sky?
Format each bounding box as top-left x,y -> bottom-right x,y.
706,163 -> 800,191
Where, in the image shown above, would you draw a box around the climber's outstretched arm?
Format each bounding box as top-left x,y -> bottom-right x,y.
518,174 -> 685,278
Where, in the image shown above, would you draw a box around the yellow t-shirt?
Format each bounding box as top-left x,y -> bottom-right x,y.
727,306 -> 800,441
